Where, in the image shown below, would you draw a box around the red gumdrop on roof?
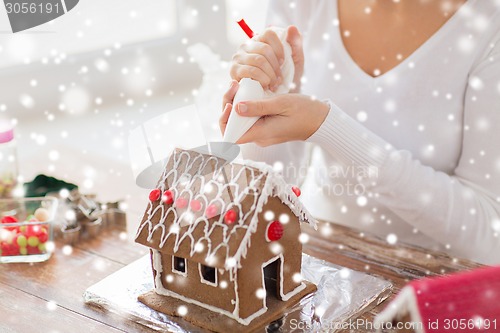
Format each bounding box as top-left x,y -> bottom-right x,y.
267,221 -> 284,241
291,186 -> 301,197
175,197 -> 188,209
149,189 -> 161,201
25,225 -> 42,237
27,246 -> 41,255
205,204 -> 219,219
38,230 -> 48,243
190,199 -> 202,212
162,190 -> 174,205
224,210 -> 237,225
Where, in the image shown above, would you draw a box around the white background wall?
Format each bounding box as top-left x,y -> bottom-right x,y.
0,0 -> 269,204
0,0 -> 269,118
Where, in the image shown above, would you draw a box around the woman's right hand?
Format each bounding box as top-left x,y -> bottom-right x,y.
230,25 -> 304,93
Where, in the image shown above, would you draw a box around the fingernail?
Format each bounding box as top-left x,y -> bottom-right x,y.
224,103 -> 231,112
237,103 -> 247,114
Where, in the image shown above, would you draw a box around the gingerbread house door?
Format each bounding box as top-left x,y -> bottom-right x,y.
263,257 -> 282,300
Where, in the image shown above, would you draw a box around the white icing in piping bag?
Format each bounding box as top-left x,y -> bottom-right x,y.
223,27 -> 295,143
223,78 -> 263,143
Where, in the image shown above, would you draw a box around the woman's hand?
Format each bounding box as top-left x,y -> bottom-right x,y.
230,25 -> 304,93
220,81 -> 329,146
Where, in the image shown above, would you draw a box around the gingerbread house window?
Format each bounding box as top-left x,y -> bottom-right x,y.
199,264 -> 217,286
173,256 -> 186,274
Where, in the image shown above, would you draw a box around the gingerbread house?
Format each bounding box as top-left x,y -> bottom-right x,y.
135,148 -> 316,330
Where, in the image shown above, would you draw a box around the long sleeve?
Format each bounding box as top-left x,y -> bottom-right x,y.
308,38 -> 500,264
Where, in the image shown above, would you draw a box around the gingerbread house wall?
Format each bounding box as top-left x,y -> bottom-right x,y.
236,196 -> 303,319
151,250 -> 237,314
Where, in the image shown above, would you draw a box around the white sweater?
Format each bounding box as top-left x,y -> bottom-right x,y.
242,0 -> 500,264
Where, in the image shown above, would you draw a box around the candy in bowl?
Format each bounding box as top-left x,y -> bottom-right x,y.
0,197 -> 58,263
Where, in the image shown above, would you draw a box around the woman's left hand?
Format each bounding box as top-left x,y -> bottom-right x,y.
220,81 -> 329,146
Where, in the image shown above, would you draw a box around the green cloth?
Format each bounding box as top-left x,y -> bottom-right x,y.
24,174 -> 78,197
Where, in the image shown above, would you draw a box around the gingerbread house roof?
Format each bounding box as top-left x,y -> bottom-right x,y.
135,148 -> 316,272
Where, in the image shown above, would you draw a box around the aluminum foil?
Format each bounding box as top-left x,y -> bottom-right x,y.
84,254 -> 392,332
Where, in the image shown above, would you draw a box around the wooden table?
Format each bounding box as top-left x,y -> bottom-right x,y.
0,220 -> 481,333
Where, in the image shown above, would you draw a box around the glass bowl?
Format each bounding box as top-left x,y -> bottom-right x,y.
0,197 -> 58,263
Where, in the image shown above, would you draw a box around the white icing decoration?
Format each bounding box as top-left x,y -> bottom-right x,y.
152,249 -> 164,288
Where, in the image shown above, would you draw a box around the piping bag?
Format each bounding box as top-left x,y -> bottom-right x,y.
223,19 -> 295,143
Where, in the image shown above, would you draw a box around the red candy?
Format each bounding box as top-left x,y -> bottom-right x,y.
190,200 -> 202,212
224,210 -> 237,225
38,229 -> 48,243
205,204 -> 219,219
1,241 -> 19,256
1,242 -> 10,256
27,246 -> 41,255
267,221 -> 284,241
0,214 -> 49,257
1,215 -> 19,232
175,197 -> 188,209
149,189 -> 161,201
162,190 -> 174,205
11,240 -> 20,252
291,186 -> 301,197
